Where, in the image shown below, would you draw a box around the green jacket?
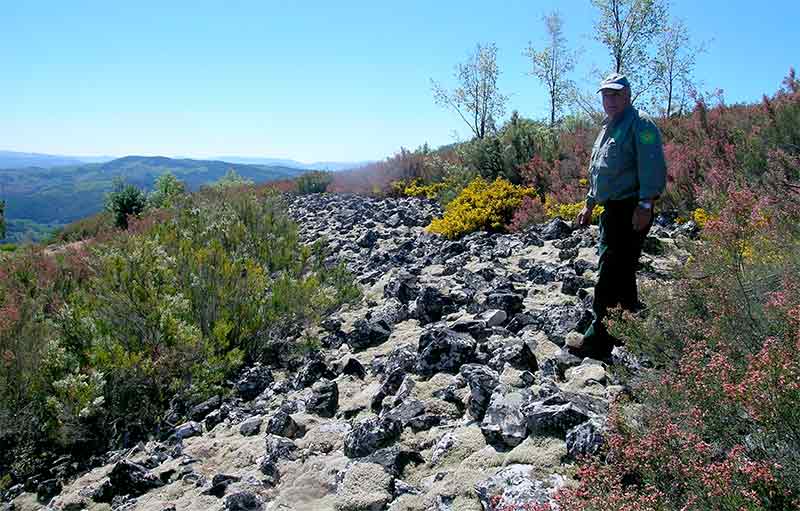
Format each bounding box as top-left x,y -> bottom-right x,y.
585,105 -> 667,207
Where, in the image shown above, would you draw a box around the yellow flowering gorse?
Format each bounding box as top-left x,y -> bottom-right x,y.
427,177 -> 535,239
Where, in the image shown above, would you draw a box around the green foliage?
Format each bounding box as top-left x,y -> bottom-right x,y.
427,177 -> 535,239
210,169 -> 255,190
50,212 -> 114,244
0,189 -> 359,479
148,172 -> 186,209
295,171 -> 333,194
104,178 -> 147,229
458,113 -> 557,184
0,200 -> 5,239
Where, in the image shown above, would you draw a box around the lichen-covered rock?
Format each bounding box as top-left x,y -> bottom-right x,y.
566,420 -> 605,459
236,365 -> 274,400
239,415 -> 263,436
225,491 -> 263,510
416,328 -> 476,376
480,387 -> 531,448
307,378 -> 339,418
335,462 -> 393,511
460,364 -> 500,421
106,460 -> 164,498
343,416 -> 403,458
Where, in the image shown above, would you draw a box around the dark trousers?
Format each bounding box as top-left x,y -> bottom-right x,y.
587,198 -> 652,342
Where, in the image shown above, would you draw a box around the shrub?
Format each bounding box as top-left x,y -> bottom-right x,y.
427,177 -> 534,239
50,212 -> 114,243
397,178 -> 446,199
148,172 -> 187,209
104,178 -> 147,229
0,189 -> 360,483
295,171 -> 333,194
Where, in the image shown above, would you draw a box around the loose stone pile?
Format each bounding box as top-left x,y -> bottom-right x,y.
7,194 -> 694,511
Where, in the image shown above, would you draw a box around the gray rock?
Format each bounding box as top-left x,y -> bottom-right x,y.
189,395 -> 221,422
558,247 -> 579,260
307,378 -> 339,418
349,317 -> 392,350
383,271 -> 419,304
485,291 -> 524,315
294,355 -> 335,389
539,218 -> 573,240
561,275 -> 594,296
460,364 -> 500,421
224,491 -> 262,510
343,416 -> 403,458
384,398 -> 426,426
477,309 -> 507,327
204,405 -> 230,431
480,387 -> 530,448
357,229 -> 378,248
236,365 -> 274,401
107,460 -> 164,498
173,421 -> 202,440
523,396 -> 591,437
566,420 -> 604,459
416,328 -> 476,376
411,286 -> 450,324
475,465 -> 565,510
266,409 -> 303,439
527,262 -> 559,285
239,415 -> 263,436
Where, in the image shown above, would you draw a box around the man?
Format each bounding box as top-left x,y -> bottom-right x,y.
571,73 -> 667,360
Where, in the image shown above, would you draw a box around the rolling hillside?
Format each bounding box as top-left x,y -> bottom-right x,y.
0,156 -> 305,241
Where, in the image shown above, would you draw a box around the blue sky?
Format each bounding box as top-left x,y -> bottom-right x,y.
2,0 -> 798,162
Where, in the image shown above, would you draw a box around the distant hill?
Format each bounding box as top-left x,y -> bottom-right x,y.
0,155 -> 305,241
0,151 -> 87,169
213,156 -> 372,171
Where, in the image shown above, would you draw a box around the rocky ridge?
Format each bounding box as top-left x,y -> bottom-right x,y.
5,194 -> 694,511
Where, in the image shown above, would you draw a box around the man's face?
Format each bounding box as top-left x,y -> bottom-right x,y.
601,88 -> 631,120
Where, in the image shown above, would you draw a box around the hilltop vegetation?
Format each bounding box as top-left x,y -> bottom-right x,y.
0,156 -> 305,242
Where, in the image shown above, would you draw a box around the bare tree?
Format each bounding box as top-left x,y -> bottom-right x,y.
525,11 -> 577,127
651,18 -> 705,117
591,0 -> 668,102
432,43 -> 508,140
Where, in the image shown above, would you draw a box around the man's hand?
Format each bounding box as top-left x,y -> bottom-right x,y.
632,205 -> 652,232
575,205 -> 594,228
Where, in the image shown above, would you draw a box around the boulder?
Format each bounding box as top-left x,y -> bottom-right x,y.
107,460 -> 164,498
236,365 -> 274,401
239,415 -> 263,436
566,420 -> 604,459
416,328 -> 476,376
343,416 -> 403,458
460,364 -> 500,421
307,378 -> 339,418
173,421 -> 202,441
225,491 -> 263,511
480,387 -> 530,448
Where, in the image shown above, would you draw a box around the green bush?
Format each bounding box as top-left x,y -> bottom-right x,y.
104,178 -> 147,229
0,189 -> 359,482
296,171 -> 333,194
148,172 -> 187,209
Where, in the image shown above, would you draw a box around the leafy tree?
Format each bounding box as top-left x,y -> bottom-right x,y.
525,11 -> 577,127
104,178 -> 147,229
148,172 -> 186,209
210,169 -> 255,190
432,42 -> 508,140
651,18 -> 705,117
591,0 -> 668,102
